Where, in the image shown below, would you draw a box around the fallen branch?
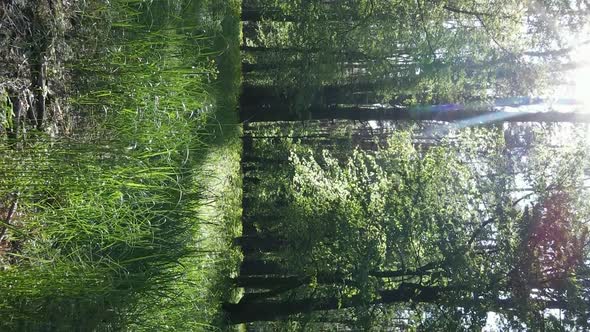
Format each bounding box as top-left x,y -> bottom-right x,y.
0,193 -> 19,242
7,94 -> 21,140
31,58 -> 47,130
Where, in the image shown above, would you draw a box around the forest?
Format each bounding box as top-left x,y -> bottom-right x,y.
1,0 -> 590,330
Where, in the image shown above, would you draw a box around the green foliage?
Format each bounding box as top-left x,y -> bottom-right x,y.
241,122 -> 590,330
284,130 -> 485,277
0,90 -> 12,132
0,0 -> 243,330
242,0 -> 589,119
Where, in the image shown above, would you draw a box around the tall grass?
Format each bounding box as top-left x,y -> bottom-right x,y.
0,0 -> 242,330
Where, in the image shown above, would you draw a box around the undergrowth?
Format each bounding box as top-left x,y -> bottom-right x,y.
0,0 -> 242,330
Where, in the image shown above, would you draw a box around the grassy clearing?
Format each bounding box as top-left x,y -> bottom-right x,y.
126,1 -> 244,329
0,0 -> 242,330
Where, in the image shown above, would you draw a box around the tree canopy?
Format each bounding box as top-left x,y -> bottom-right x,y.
229,0 -> 590,329
231,122 -> 590,330
241,0 -> 590,120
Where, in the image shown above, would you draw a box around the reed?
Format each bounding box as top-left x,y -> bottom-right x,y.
0,0 -> 242,330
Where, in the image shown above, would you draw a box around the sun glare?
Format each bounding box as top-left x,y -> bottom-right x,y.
571,42 -> 590,110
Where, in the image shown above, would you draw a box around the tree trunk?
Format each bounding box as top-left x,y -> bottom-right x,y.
240,103 -> 295,122
243,61 -> 305,74
243,104 -> 590,123
224,283 -> 442,324
234,234 -> 285,253
240,46 -> 310,53
241,8 -> 294,22
223,297 -> 331,324
234,275 -> 303,289
240,258 -> 285,276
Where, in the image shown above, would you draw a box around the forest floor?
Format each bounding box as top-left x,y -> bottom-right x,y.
1,0 -> 243,330
0,0 -> 75,270
0,0 -> 77,141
